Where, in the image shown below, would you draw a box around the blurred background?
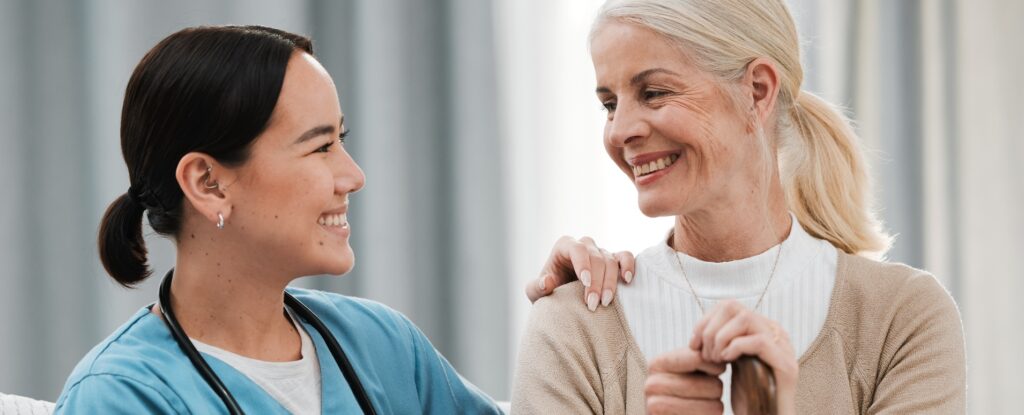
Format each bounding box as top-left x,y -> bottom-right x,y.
0,0 -> 1020,412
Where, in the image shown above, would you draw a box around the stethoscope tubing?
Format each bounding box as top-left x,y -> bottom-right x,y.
157,269 -> 376,415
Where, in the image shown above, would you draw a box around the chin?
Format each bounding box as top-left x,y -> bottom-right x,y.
315,247 -> 355,276
330,256 -> 356,276
636,193 -> 675,218
318,263 -> 353,277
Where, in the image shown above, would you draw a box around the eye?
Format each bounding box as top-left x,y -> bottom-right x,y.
601,100 -> 617,112
313,129 -> 351,154
314,140 -> 333,153
643,89 -> 669,100
338,128 -> 350,145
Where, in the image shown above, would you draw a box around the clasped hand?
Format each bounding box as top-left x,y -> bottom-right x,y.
646,300 -> 798,415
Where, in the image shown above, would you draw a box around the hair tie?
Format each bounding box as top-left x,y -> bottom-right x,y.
127,184 -> 144,206
127,184 -> 163,212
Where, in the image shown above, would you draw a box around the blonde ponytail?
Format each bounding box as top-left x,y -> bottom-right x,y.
781,91 -> 891,255
594,0 -> 891,256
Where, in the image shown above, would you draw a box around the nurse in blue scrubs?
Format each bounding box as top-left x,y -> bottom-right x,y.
54,26 -> 632,414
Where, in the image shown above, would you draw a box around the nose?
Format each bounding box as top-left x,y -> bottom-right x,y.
605,100 -> 649,148
334,148 -> 365,195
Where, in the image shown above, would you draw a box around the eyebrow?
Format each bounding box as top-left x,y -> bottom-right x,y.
595,68 -> 682,94
294,115 -> 345,144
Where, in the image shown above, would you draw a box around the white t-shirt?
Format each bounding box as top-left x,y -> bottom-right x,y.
192,309 -> 322,414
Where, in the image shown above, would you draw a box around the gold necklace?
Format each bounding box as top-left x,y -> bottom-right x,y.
672,241 -> 783,315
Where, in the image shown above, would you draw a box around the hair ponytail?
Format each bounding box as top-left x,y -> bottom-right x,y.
97,193 -> 151,287
781,91 -> 891,255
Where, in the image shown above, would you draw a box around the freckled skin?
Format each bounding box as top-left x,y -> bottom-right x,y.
219,53 -> 365,278
591,22 -> 765,219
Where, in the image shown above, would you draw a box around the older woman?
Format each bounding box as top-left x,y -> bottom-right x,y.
512,1 -> 965,414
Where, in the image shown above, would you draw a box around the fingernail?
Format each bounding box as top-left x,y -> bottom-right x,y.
538,277 -> 547,292
580,270 -> 592,287
624,270 -> 633,283
587,292 -> 598,311
601,289 -> 613,306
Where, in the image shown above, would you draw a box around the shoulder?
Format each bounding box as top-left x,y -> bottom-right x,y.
56,373 -> 183,414
826,252 -> 966,410
57,309 -> 186,413
531,281 -> 594,329
836,252 -> 959,319
63,308 -> 177,383
526,281 -> 630,357
514,282 -> 637,413
830,251 -> 964,366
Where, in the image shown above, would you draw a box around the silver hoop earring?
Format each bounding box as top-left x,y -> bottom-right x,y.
217,213 -> 225,229
203,166 -> 219,190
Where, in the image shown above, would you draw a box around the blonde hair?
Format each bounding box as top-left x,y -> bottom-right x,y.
593,0 -> 891,255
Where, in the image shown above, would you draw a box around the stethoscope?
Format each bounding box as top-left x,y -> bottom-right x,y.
157,269 -> 377,415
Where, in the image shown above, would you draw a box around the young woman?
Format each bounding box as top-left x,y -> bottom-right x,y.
54,26 -> 630,414
512,1 -> 966,414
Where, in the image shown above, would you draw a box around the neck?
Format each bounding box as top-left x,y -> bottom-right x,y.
672,178 -> 791,262
153,231 -> 301,362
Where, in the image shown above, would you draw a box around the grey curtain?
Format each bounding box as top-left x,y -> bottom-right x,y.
790,0 -> 1024,412
0,0 -> 510,402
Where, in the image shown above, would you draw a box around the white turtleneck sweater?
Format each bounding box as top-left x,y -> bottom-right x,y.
617,214 -> 836,414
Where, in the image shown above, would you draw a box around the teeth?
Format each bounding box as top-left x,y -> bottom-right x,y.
632,154 -> 678,177
317,213 -> 348,228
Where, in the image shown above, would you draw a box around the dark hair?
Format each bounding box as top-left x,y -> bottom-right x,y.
98,25 -> 313,287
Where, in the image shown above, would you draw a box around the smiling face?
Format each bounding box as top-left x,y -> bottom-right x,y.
592,21 -> 765,218
224,52 -> 364,277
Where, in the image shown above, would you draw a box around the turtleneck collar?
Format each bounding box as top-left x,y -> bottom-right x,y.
655,213 -> 825,300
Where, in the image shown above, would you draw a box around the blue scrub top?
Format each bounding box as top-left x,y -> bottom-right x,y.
54,288 -> 502,414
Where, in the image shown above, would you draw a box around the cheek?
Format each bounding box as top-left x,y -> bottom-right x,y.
668,103 -> 740,176
248,167 -> 331,218
292,170 -> 335,213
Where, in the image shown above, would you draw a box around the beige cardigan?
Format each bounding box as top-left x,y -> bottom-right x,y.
511,251 -> 966,414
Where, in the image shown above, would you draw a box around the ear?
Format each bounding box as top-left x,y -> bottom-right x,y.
175,152 -> 234,227
745,57 -> 780,126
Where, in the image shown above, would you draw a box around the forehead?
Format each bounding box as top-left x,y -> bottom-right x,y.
591,21 -> 701,83
269,52 -> 343,131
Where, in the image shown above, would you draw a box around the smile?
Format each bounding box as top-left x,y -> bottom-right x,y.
318,212 -> 349,229
631,154 -> 679,177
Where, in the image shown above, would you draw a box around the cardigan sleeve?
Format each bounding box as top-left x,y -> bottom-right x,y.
511,282 -> 610,415
867,272 -> 966,414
